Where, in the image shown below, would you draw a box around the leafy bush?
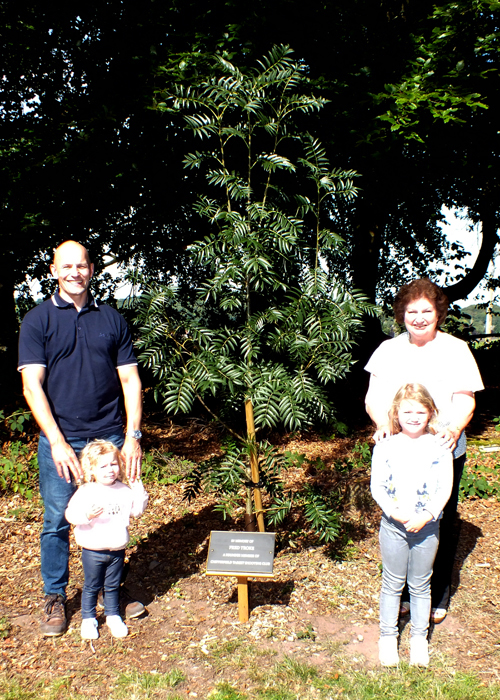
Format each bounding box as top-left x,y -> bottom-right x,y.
0,616 -> 11,639
183,439 -> 342,543
333,440 -> 372,475
460,461 -> 500,500
0,441 -> 38,499
140,449 -> 196,485
0,409 -> 32,434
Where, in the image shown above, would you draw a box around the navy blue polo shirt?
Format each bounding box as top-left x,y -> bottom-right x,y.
18,292 -> 138,438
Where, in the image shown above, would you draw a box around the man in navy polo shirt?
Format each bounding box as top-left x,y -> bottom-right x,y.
18,240 -> 143,636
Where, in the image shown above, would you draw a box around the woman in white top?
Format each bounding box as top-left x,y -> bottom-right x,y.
365,279 -> 484,622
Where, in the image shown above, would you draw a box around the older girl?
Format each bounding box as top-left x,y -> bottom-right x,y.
65,440 -> 148,640
371,383 -> 452,667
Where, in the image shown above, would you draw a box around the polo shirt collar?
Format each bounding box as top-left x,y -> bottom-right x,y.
52,291 -> 98,310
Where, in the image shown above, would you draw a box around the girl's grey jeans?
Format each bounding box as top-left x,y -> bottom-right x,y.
379,515 -> 439,638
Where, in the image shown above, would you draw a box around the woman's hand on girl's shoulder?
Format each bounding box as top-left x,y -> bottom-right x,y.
373,424 -> 392,442
435,428 -> 458,452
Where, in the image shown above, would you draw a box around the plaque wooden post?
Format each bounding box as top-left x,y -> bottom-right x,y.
237,576 -> 249,622
206,531 -> 276,622
207,532 -> 275,577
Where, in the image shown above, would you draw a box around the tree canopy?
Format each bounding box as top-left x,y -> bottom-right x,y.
2,1 -> 500,398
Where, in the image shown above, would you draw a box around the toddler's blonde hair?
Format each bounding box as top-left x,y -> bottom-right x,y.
79,439 -> 126,483
389,383 -> 438,435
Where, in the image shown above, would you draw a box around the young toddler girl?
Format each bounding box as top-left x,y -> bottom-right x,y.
65,439 -> 148,640
370,383 -> 453,667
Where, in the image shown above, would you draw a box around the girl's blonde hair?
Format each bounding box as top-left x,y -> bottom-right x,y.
389,383 -> 438,435
79,439 -> 126,483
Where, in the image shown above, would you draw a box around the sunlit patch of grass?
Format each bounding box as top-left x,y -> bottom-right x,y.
0,680 -> 36,700
256,688 -> 295,700
207,682 -> 247,700
330,667 -> 500,700
0,678 -> 85,700
209,638 -> 244,657
274,656 -> 319,682
205,636 -> 276,679
257,688 -> 294,700
115,669 -> 186,697
3,663 -> 499,700
0,617 -> 11,640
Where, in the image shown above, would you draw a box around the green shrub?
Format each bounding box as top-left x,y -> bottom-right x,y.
140,449 -> 196,485
0,441 -> 38,499
0,616 -> 11,639
460,461 -> 500,500
0,408 -> 32,434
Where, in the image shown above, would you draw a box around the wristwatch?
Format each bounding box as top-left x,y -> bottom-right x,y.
126,429 -> 142,440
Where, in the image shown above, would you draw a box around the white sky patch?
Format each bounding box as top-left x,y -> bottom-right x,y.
103,259 -> 136,299
431,206 -> 499,307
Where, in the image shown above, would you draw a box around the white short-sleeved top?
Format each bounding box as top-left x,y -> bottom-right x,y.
365,331 -> 484,456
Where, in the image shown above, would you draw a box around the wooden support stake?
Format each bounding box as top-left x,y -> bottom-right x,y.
237,576 -> 249,622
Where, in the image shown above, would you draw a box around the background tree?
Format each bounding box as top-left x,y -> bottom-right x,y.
135,47 -> 373,534
2,1 -> 499,401
1,2 -> 207,395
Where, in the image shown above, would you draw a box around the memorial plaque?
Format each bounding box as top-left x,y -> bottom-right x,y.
206,531 -> 276,576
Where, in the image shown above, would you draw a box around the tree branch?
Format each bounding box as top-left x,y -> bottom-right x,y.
444,200 -> 500,303
194,390 -> 244,443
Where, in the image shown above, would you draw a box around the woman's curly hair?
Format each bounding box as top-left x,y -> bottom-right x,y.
393,279 -> 449,326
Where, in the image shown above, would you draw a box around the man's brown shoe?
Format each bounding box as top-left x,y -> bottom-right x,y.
97,589 -> 146,619
41,594 -> 67,637
124,599 -> 145,619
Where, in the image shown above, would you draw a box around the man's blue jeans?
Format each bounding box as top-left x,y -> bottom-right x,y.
38,432 -> 124,598
81,548 -> 125,618
379,515 -> 439,638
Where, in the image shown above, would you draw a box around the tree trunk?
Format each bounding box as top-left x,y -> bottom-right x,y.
349,198 -> 390,363
444,198 -> 499,303
0,276 -> 22,403
244,399 -> 265,533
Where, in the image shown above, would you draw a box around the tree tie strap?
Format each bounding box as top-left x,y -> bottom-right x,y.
245,479 -> 264,489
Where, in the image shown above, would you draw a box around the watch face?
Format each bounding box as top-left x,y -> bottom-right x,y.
129,430 -> 142,439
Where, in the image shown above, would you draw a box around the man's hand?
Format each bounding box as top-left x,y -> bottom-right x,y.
121,435 -> 142,482
21,365 -> 84,483
117,364 -> 143,481
51,439 -> 84,483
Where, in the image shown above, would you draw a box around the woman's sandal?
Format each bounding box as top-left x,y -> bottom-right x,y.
431,607 -> 447,624
399,600 -> 411,617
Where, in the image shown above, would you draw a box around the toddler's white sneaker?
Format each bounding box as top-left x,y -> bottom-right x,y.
81,617 -> 99,640
379,636 -> 399,667
410,636 -> 429,667
106,615 -> 128,638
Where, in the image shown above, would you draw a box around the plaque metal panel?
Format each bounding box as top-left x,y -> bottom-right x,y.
206,531 -> 276,576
